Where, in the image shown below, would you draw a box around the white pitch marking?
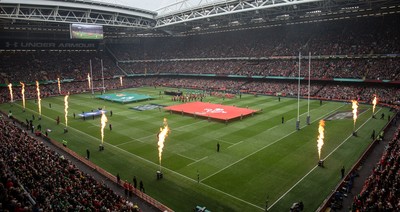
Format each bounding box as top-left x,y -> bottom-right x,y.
202,103 -> 345,182
187,156 -> 208,166
267,107 -> 377,210
14,104 -> 264,211
177,153 -> 197,161
228,103 -> 329,149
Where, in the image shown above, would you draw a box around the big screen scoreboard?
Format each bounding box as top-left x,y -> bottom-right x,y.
70,24 -> 103,40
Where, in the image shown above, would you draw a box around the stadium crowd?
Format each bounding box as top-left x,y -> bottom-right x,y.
1,77 -> 399,105
107,15 -> 400,81
2,54 -> 398,85
0,116 -> 141,211
0,11 -> 399,212
118,58 -> 400,81
0,50 -> 118,84
351,125 -> 400,211
1,15 -> 398,86
0,77 -> 158,104
108,15 -> 400,60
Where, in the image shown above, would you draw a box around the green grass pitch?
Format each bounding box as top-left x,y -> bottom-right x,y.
0,86 -> 393,211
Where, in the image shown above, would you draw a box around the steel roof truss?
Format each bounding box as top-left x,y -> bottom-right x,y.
0,3 -> 153,28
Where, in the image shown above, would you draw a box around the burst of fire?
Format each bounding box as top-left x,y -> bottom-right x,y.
351,100 -> 358,128
317,119 -> 325,160
57,77 -> 61,94
100,110 -> 108,144
36,81 -> 42,115
372,96 -> 377,114
157,118 -> 170,171
120,76 -> 123,86
87,73 -> 91,89
64,93 -> 69,127
20,82 -> 25,109
7,83 -> 13,102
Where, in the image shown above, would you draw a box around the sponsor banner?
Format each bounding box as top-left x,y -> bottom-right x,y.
78,110 -> 107,118
325,111 -> 353,121
0,40 -> 100,50
131,104 -> 165,111
97,93 -> 152,103
326,109 -> 366,121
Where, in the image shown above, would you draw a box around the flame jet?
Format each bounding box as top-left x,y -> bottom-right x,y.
372,96 -> 377,115
100,110 -> 108,144
64,93 -> 69,127
157,118 -> 170,172
317,120 -> 325,160
7,83 -> 13,102
36,81 -> 42,115
87,73 -> 91,89
58,78 -> 61,94
20,82 -> 25,109
351,100 -> 358,130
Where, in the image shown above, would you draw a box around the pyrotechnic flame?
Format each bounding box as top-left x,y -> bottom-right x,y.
317,120 -> 325,160
351,100 -> 358,128
372,96 -> 377,114
120,76 -> 123,86
7,83 -> 13,102
20,82 -> 25,109
36,81 -> 41,115
57,78 -> 61,94
157,118 -> 170,170
100,110 -> 108,144
87,73 -> 91,89
64,93 -> 69,127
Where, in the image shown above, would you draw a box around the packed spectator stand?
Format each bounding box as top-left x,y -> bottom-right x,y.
0,51 -> 118,83
108,16 -> 400,60
351,125 -> 400,211
0,16 -> 398,106
0,12 -> 400,212
117,58 -> 400,81
1,77 -> 399,106
0,117 -> 142,211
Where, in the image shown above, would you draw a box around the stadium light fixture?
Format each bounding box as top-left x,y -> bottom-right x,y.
341,6 -> 359,10
251,18 -> 265,23
306,10 -> 322,14
229,21 -> 240,26
277,14 -> 290,18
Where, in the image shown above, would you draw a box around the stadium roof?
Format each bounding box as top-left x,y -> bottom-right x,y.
0,0 -> 400,37
87,0 -> 205,12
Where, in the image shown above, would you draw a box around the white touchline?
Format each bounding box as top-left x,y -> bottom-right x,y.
268,107 -> 378,210
14,105 -> 264,210
202,103 -> 345,182
16,101 -> 375,210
